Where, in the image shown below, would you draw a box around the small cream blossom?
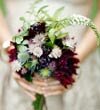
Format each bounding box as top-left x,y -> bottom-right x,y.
62,37 -> 76,48
28,43 -> 38,53
11,60 -> 21,72
33,47 -> 43,57
32,33 -> 45,45
49,46 -> 62,59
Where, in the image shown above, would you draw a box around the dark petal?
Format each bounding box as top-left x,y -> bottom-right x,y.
62,49 -> 77,56
7,43 -> 17,62
28,22 -> 46,38
55,39 -> 63,48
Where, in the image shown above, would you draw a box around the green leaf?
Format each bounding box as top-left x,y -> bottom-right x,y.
13,30 -> 28,43
15,36 -> 23,44
53,7 -> 64,19
22,40 -> 28,45
45,41 -> 54,48
20,16 -> 26,22
32,94 -> 45,110
37,5 -> 48,14
24,61 -> 32,69
17,45 -> 28,52
48,29 -> 56,44
24,73 -> 33,82
18,52 -> 29,64
25,59 -> 38,69
56,32 -> 68,39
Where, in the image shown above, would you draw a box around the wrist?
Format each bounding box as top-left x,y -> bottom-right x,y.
75,48 -> 84,63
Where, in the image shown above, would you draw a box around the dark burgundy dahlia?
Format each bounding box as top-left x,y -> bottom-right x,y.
54,49 -> 79,87
57,49 -> 79,75
53,71 -> 75,88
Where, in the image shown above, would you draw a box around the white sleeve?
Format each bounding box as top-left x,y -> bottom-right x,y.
0,60 -> 10,110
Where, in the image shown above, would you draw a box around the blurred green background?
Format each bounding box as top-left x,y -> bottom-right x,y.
0,0 -> 99,18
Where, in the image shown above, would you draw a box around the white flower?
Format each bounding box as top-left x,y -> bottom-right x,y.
33,47 -> 43,57
49,46 -> 62,59
32,33 -> 45,45
62,37 -> 76,48
28,43 -> 38,53
11,60 -> 21,72
2,40 -> 10,49
28,43 -> 43,57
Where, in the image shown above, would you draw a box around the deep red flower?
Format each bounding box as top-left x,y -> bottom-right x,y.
7,42 -> 17,62
53,49 -> 79,87
56,49 -> 79,76
53,71 -> 75,88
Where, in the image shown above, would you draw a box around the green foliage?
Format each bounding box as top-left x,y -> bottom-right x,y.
90,0 -> 99,20
53,7 -> 64,19
32,94 -> 45,110
0,0 -> 7,15
24,73 -> 33,82
48,29 -> 56,44
40,68 -> 51,77
18,52 -> 29,65
17,45 -> 28,52
24,59 -> 38,70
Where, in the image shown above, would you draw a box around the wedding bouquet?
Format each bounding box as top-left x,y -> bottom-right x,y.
4,1 -> 100,110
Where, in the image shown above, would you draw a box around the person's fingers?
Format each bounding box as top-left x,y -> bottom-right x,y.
45,90 -> 64,97
46,80 -> 60,86
13,73 -> 21,80
18,80 -> 44,94
43,85 -> 65,91
43,84 -> 66,97
33,76 -> 60,86
23,90 -> 36,101
33,79 -> 48,86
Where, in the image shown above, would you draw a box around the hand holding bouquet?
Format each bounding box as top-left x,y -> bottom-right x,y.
3,1 -> 100,110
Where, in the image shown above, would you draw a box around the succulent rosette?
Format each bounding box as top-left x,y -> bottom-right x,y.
4,1 -> 100,110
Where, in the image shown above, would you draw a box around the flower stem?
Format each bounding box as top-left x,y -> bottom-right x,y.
32,94 -> 46,110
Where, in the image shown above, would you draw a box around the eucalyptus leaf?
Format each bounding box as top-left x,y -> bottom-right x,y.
15,36 -> 23,44
17,45 -> 28,52
23,22 -> 30,31
22,40 -> 28,45
18,52 -> 29,64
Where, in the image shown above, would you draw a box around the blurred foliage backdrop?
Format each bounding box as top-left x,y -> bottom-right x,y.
0,0 -> 6,15
0,0 -> 99,17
